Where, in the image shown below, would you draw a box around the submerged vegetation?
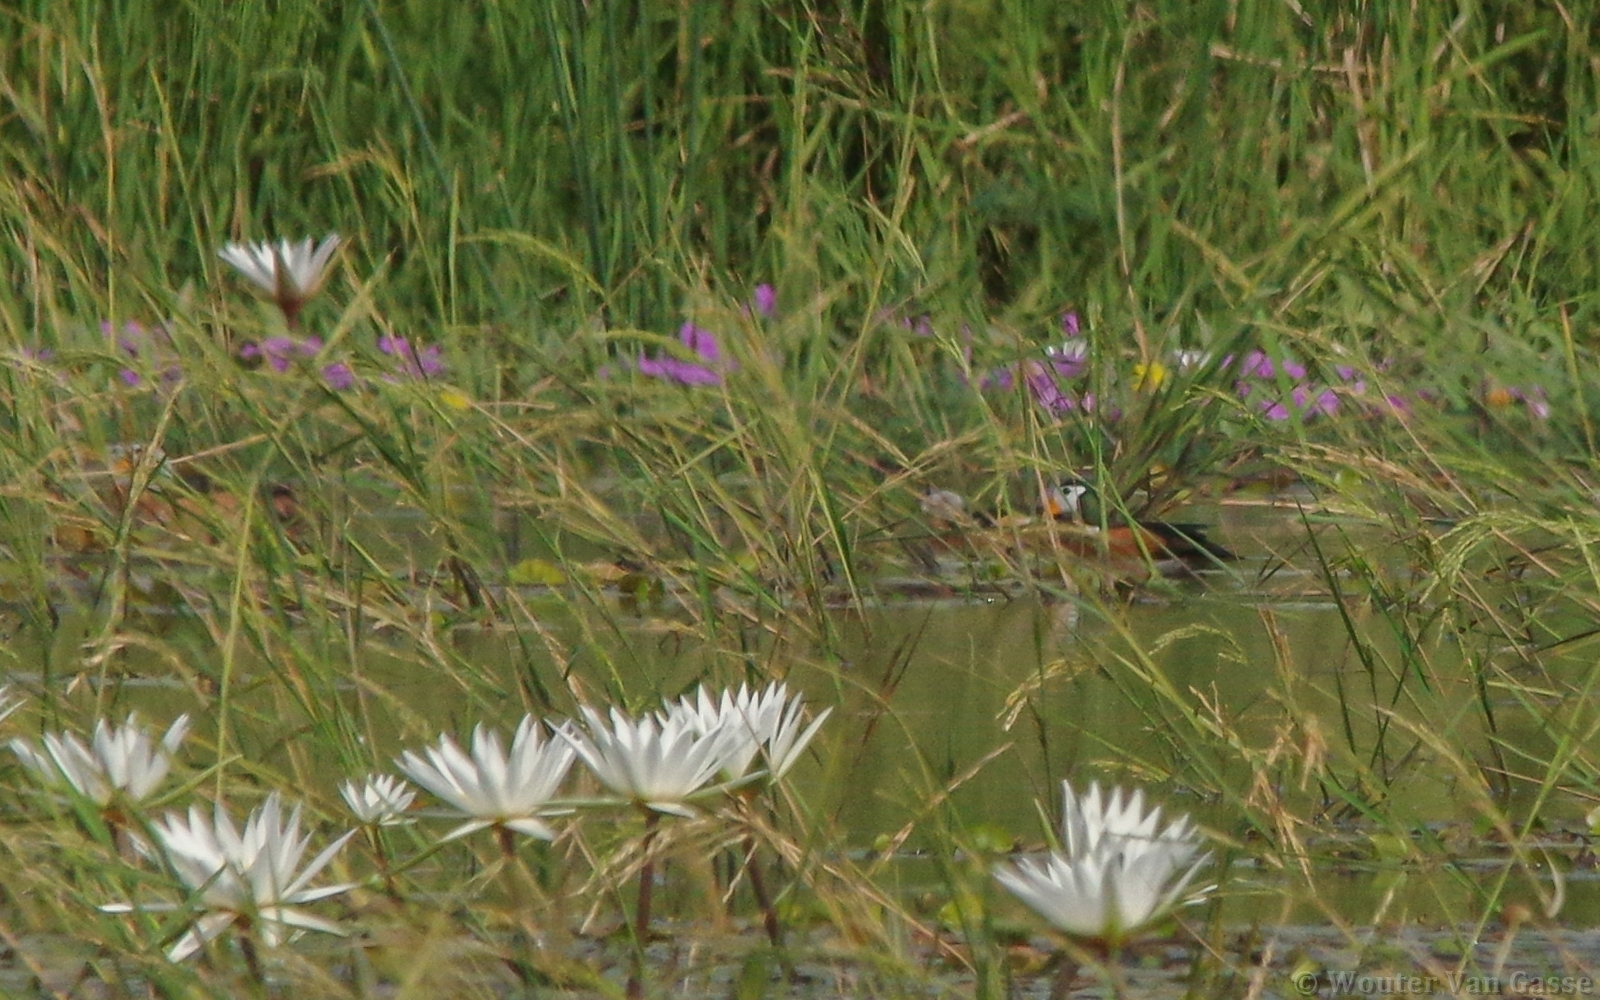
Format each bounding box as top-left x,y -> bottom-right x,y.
4,0 -> 1600,995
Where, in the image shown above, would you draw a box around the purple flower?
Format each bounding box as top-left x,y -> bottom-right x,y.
1235,349 -> 1310,382
106,320 -> 146,354
638,354 -> 722,386
895,314 -> 936,337
638,322 -> 730,386
1290,386 -> 1340,417
680,324 -> 721,364
1237,351 -> 1275,379
241,335 -> 324,373
238,334 -> 355,391
1251,383 -> 1340,422
979,366 -> 1016,392
980,326 -> 1091,409
753,284 -> 777,319
268,342 -> 298,370
377,335 -> 445,380
1023,360 -> 1081,414
106,321 -> 180,388
1062,312 -> 1081,338
1509,386 -> 1550,420
322,362 -> 356,391
1046,339 -> 1087,379
107,320 -> 175,358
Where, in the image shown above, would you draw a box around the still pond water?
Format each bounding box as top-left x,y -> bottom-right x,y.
8,493 -> 1598,939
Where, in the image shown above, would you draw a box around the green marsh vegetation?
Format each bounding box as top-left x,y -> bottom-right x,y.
4,0 -> 1600,995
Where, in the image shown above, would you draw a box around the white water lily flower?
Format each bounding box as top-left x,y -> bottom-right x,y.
10,713 -> 190,806
339,774 -> 417,827
395,715 -> 576,841
562,704 -> 733,818
668,683 -> 831,781
103,793 -> 355,961
217,235 -> 341,313
1061,782 -> 1196,858
994,781 -> 1211,945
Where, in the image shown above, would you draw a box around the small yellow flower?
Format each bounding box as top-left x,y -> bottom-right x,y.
1133,361 -> 1169,391
439,388 -> 473,411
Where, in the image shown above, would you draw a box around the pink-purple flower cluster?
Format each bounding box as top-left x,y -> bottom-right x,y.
637,285 -> 774,387
1232,351 -> 1338,421
233,333 -> 443,391
377,335 -> 445,381
638,322 -> 729,386
239,335 -> 356,391
752,283 -> 777,320
980,313 -> 1096,414
964,314 -> 1414,427
1233,352 -> 1421,423
106,321 -> 181,389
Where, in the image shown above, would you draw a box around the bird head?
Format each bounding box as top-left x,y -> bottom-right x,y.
1042,480 -> 1092,521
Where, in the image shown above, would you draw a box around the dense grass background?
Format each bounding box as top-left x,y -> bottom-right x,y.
9,1 -> 1600,347
5,0 -> 1600,995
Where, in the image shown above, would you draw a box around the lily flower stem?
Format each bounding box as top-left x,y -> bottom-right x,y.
627,811 -> 661,1000
103,813 -> 136,865
272,250 -> 303,330
742,833 -> 782,949
1096,940 -> 1129,1000
366,827 -> 402,903
240,930 -> 266,989
1049,954 -> 1080,1000
496,826 -> 535,925
495,826 -> 545,987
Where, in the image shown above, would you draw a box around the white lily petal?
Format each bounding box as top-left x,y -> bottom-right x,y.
396,716 -> 574,843
503,816 -> 557,840
13,713 -> 186,806
218,234 -> 341,302
439,818 -> 497,842
567,703 -> 731,809
260,906 -> 350,937
104,792 -> 353,960
98,901 -> 181,914
166,912 -> 237,962
643,800 -> 700,819
341,774 -> 417,826
995,781 -> 1211,944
